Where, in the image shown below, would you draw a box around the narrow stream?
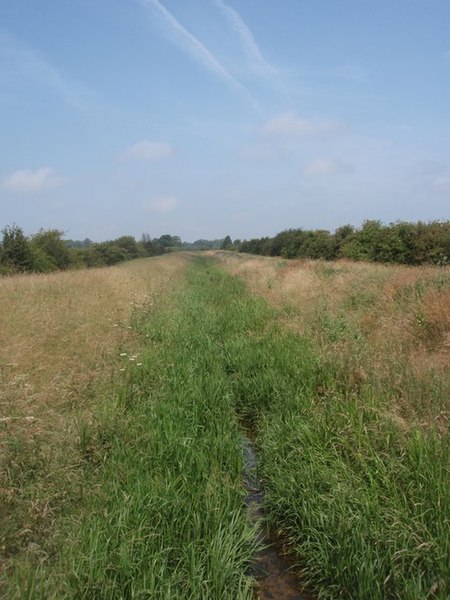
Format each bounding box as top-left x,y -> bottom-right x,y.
242,433 -> 315,600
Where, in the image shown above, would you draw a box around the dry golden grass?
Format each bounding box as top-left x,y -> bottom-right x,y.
213,251 -> 450,431
0,254 -> 187,431
0,254 -> 189,583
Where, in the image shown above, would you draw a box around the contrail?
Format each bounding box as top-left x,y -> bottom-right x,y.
213,0 -> 291,102
137,0 -> 259,109
213,0 -> 275,76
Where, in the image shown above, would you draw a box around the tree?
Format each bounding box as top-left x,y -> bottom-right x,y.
141,233 -> 161,256
114,235 -> 141,259
31,229 -> 72,270
65,238 -> 92,249
157,234 -> 181,248
220,235 -> 232,250
0,225 -> 34,273
303,230 -> 337,260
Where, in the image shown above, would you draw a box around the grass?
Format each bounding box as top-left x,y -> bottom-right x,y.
2,253 -> 449,598
214,252 -> 450,428
56,266 -> 258,599
212,252 -> 449,598
0,255 -> 188,596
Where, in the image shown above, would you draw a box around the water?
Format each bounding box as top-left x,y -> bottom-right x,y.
242,433 -> 315,600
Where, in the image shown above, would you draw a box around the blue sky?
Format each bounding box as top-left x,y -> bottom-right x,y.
1,0 -> 449,241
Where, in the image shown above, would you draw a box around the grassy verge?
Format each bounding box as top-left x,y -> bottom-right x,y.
4,255 -> 449,598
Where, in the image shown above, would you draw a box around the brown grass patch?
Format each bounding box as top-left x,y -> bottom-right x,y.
213,251 -> 450,430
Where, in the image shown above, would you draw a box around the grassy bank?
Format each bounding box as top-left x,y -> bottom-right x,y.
3,254 -> 449,598
0,255 -> 189,597
214,252 -> 450,598
4,255 -> 260,598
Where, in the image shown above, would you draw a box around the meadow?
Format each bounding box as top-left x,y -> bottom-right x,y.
1,252 -> 448,598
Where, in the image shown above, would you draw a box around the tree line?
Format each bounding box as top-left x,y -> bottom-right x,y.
2,220 -> 449,275
0,225 -> 183,275
238,220 -> 450,265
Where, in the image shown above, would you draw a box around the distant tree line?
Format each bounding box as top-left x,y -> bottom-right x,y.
182,238 -> 224,250
238,220 -> 450,265
5,219 -> 447,275
0,225 -> 187,275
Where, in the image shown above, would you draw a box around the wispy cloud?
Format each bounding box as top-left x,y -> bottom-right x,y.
2,167 -> 66,193
0,32 -> 98,111
261,112 -> 349,137
120,140 -> 173,161
136,0 -> 258,108
142,195 -> 179,213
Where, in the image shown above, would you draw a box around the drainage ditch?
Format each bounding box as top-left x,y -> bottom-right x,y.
242,431 -> 315,600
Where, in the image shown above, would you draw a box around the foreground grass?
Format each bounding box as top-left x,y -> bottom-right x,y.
73,257 -> 448,598
4,255 -> 258,598
55,262 -> 258,599
0,255 -> 189,596
3,254 -> 449,598
212,253 -> 450,598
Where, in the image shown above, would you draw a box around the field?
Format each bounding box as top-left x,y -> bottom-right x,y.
1,252 -> 449,599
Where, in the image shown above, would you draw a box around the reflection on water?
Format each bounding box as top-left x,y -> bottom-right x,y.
242,434 -> 315,600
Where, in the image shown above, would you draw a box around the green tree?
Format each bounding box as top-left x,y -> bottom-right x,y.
31,229 -> 72,271
114,236 -> 141,259
141,233 -> 163,256
0,225 -> 34,273
157,234 -> 182,248
220,235 -> 232,250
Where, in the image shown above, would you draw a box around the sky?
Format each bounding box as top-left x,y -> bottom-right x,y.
1,0 -> 449,242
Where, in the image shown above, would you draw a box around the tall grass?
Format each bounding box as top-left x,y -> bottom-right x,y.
0,255 -> 189,597
3,254 -> 449,598
215,252 -> 450,427
67,255 -> 450,600
58,280 -> 258,599
6,256 -> 260,598
211,253 -> 450,598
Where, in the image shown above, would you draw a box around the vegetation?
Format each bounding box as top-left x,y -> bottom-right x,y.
217,252 -> 450,597
1,252 -> 448,598
182,238 -> 228,250
1,255 -> 258,599
0,226 -> 185,275
0,225 -> 235,276
240,220 -> 450,265
0,255 -> 189,597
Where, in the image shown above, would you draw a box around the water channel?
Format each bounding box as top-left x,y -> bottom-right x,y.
242,432 -> 315,600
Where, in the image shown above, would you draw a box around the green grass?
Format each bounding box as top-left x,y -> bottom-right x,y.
7,255 -> 449,599
63,261 -> 260,599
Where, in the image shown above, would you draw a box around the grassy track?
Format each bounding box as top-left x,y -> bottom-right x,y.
5,255 -> 449,598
